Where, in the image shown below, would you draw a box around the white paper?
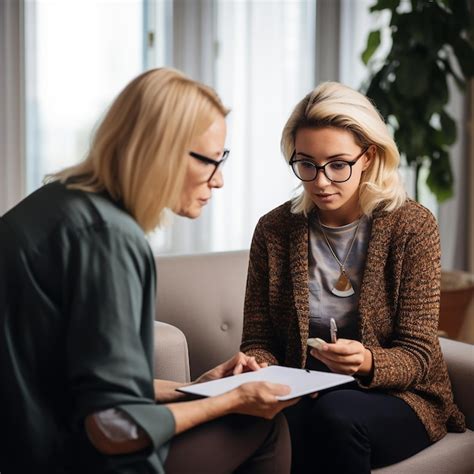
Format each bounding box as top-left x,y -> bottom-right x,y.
177,366 -> 354,400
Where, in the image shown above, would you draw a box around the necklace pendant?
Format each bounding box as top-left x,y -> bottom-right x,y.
331,270 -> 355,298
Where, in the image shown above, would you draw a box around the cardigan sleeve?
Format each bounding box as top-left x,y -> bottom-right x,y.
360,211 -> 441,391
64,225 -> 175,458
240,218 -> 280,365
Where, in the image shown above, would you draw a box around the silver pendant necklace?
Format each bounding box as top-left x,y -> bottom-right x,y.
317,213 -> 362,298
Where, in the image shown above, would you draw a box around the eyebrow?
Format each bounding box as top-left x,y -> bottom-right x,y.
295,152 -> 351,161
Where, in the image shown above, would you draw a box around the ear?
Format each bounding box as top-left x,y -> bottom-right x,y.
362,144 -> 376,172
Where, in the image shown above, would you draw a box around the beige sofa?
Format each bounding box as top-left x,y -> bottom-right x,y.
154,250 -> 474,473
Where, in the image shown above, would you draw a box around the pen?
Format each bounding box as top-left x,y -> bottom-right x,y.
330,318 -> 337,343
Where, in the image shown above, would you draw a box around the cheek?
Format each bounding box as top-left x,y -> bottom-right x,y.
350,170 -> 364,190
181,171 -> 201,198
302,182 -> 312,194
183,181 -> 207,205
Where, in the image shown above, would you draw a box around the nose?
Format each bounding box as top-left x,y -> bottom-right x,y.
209,168 -> 224,188
314,168 -> 331,186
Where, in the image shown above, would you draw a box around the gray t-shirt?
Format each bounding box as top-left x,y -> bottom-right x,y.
306,214 -> 371,370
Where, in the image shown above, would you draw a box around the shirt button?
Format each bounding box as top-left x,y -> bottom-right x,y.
220,323 -> 229,331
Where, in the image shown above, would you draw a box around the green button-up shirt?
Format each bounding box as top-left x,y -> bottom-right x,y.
0,181 -> 174,473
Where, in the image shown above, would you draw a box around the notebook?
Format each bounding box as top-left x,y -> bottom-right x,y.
177,366 -> 354,400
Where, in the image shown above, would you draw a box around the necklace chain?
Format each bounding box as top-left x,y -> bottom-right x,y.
317,213 -> 362,272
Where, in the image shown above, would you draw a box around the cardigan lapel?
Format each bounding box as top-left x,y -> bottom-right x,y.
358,209 -> 392,341
289,213 -> 311,366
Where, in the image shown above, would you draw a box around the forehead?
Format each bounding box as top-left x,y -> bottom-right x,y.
191,115 -> 227,150
295,127 -> 357,150
198,115 -> 226,140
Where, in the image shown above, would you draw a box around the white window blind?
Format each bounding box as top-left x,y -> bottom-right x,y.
151,0 -> 316,254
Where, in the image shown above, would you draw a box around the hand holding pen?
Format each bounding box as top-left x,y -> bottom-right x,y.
308,318 -> 373,376
307,318 -> 337,350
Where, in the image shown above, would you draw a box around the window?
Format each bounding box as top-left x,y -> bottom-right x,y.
24,0 -> 145,192
211,0 -> 316,251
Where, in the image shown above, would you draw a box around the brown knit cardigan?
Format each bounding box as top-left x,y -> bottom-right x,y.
241,199 -> 465,442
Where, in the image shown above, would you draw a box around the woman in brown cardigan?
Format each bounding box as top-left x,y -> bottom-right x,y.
241,82 -> 465,473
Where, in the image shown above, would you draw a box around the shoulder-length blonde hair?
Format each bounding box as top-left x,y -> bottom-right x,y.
281,81 -> 406,216
49,67 -> 229,232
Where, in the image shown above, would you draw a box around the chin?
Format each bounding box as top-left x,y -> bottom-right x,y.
182,208 -> 202,219
313,200 -> 342,211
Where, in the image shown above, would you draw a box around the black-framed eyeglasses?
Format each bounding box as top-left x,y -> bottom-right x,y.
289,147 -> 369,183
189,149 -> 230,182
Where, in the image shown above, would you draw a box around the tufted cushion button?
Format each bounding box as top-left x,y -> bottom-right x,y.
220,322 -> 229,331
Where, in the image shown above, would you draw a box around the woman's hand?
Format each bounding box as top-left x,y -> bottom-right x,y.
309,338 -> 373,376
194,352 -> 263,384
230,381 -> 300,419
167,380 -> 300,434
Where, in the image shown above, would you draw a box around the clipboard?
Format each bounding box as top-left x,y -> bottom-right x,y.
177,366 -> 355,400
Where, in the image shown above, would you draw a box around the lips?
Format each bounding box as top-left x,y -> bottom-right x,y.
313,192 -> 338,203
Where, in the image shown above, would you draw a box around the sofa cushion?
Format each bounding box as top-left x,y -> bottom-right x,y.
439,337 -> 474,429
372,430 -> 474,473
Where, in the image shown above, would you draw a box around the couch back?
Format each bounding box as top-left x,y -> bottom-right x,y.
156,250 -> 249,380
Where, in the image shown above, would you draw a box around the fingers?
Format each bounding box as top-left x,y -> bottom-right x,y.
244,356 -> 261,371
232,362 -> 244,375
311,349 -> 364,364
310,341 -> 365,375
310,340 -> 365,361
232,354 -> 260,375
316,339 -> 361,355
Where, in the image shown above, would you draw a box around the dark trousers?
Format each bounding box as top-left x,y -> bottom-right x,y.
164,413 -> 291,474
284,388 -> 431,474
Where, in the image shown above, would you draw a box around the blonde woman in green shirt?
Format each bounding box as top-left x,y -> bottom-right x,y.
0,68 -> 296,474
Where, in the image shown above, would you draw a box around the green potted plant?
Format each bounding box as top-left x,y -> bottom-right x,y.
361,0 -> 474,202
361,0 -> 474,341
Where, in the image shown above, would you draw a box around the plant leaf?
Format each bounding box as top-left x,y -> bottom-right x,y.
450,0 -> 471,29
395,52 -> 430,98
440,57 -> 465,90
362,30 -> 381,65
426,150 -> 454,202
370,0 -> 400,12
440,111 -> 457,145
452,37 -> 474,78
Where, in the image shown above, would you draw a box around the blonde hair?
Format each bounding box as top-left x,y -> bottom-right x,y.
281,81 -> 406,216
48,68 -> 229,232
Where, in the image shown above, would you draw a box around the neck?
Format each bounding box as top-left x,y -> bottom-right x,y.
318,207 -> 361,227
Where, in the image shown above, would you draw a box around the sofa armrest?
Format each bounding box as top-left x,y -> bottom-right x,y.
153,321 -> 191,383
155,251 -> 249,380
440,337 -> 474,429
